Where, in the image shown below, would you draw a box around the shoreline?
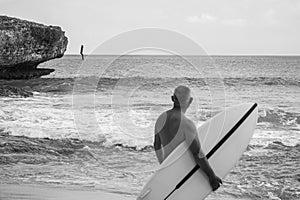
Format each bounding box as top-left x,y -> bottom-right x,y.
0,183 -> 135,200
0,183 -> 250,200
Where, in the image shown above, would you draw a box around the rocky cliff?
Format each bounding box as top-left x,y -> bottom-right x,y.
0,15 -> 68,79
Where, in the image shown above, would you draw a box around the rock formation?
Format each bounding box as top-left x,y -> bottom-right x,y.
0,15 -> 68,79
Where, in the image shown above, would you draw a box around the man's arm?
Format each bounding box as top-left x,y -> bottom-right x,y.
154,133 -> 164,164
154,115 -> 165,164
184,119 -> 222,191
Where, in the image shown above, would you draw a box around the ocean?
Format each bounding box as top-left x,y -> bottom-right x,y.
0,55 -> 299,199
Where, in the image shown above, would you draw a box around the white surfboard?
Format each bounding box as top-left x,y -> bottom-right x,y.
137,103 -> 258,200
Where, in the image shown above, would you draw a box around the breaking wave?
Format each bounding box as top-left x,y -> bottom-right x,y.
258,108 -> 300,128
0,76 -> 299,94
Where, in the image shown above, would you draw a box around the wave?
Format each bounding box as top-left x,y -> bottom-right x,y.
258,108 -> 300,128
1,127 -> 299,158
113,143 -> 153,152
264,141 -> 300,150
0,131 -> 153,165
223,77 -> 300,87
236,140 -> 300,200
1,132 -> 299,167
0,76 -> 299,94
0,138 -> 96,165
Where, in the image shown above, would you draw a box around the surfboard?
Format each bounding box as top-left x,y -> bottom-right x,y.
137,103 -> 258,200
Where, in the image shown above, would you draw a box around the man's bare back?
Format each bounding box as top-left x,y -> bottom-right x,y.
154,85 -> 222,191
154,109 -> 205,162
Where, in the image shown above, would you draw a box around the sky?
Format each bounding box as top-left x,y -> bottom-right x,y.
1,0 -> 300,55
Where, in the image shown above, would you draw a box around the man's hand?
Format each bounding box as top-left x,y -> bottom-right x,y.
209,176 -> 223,191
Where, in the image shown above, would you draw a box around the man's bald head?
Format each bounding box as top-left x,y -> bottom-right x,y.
172,85 -> 192,109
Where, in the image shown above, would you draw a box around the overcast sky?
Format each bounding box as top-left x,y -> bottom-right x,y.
1,0 -> 299,55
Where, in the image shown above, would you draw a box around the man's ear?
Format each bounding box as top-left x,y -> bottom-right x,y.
171,96 -> 175,102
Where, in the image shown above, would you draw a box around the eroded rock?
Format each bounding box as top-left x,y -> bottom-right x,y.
0,15 -> 68,79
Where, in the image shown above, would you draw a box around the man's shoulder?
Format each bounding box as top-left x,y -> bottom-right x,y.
182,116 -> 197,131
156,111 -> 168,122
155,112 -> 168,132
179,114 -> 191,124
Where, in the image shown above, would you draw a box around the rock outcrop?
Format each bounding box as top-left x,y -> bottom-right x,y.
0,15 -> 68,79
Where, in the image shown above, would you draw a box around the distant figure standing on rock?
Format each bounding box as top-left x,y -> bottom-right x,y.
80,45 -> 84,60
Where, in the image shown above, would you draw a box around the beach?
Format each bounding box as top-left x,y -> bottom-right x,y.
0,184 -> 134,200
0,184 -> 255,200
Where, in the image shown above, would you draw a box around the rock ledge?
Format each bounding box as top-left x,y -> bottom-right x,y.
0,15 -> 68,79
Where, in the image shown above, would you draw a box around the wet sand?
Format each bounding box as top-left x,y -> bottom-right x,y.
0,184 -> 134,200
0,183 -> 252,200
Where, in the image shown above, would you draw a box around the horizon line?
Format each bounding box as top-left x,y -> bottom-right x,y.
64,53 -> 300,56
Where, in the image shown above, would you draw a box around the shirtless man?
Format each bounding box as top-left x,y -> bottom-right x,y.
154,85 -> 222,191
